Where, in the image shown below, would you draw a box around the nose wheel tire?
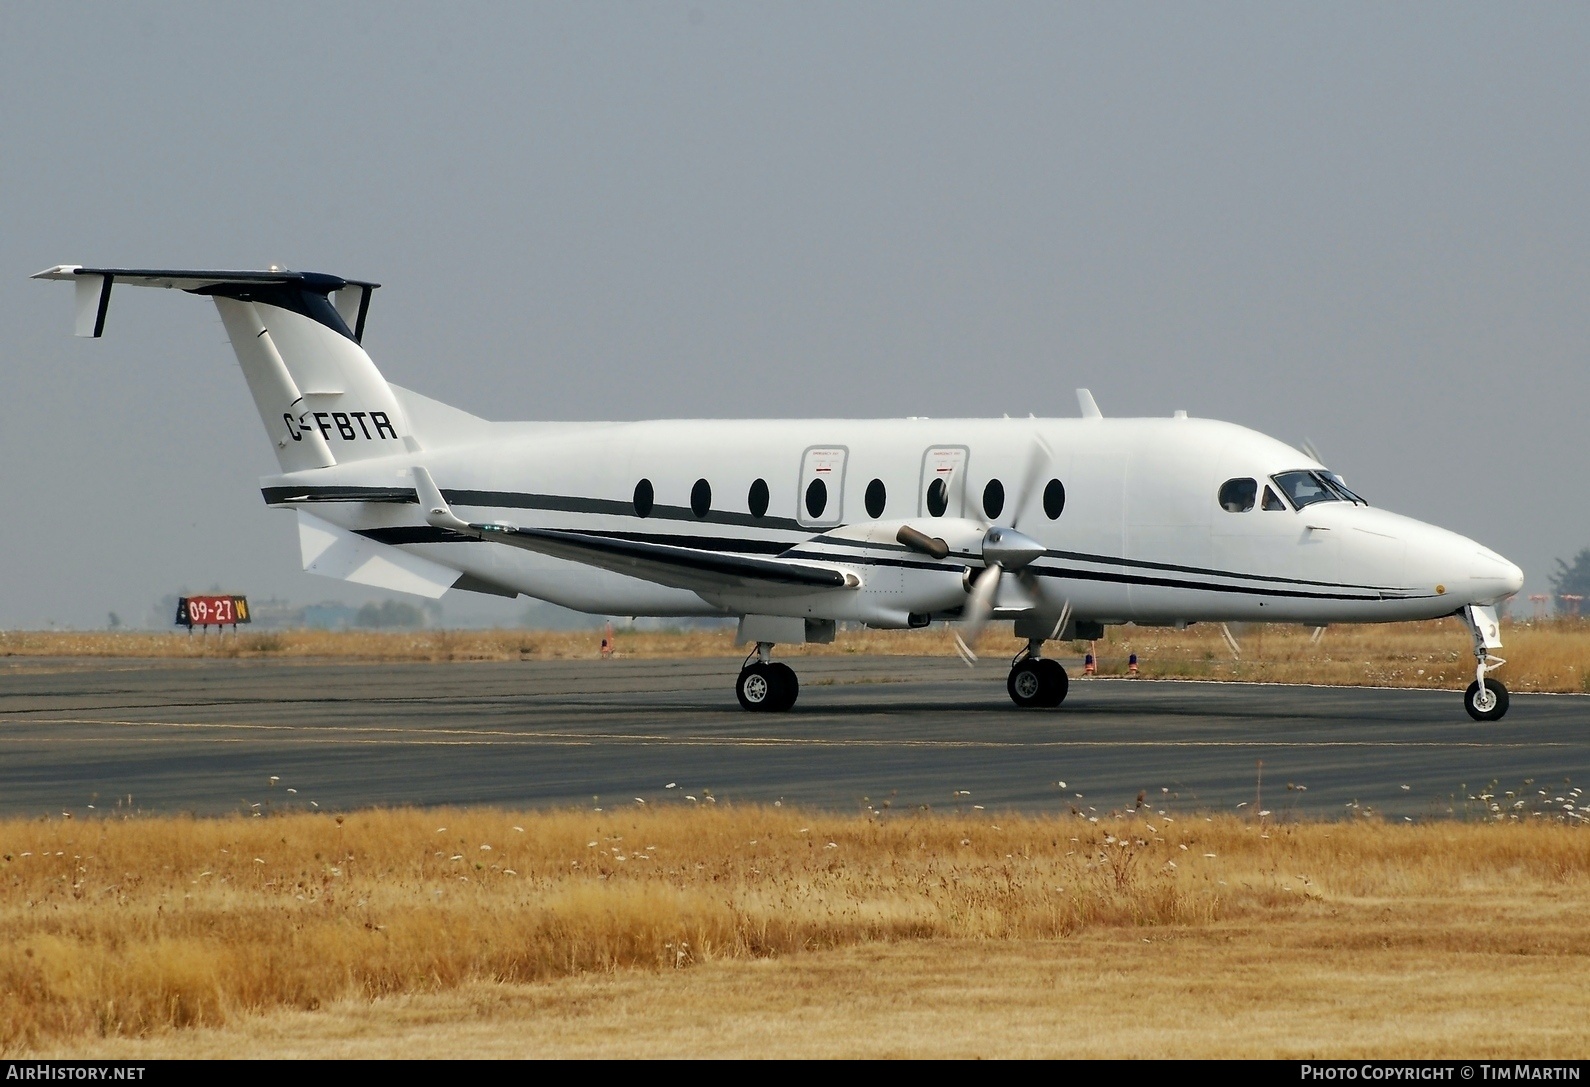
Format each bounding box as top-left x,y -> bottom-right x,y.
736,661 -> 798,712
1464,678 -> 1509,722
1008,659 -> 1068,709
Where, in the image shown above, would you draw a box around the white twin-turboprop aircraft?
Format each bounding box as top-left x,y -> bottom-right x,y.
35,265 -> 1525,719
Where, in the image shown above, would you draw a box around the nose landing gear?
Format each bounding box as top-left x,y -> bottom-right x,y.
736,642 -> 798,712
1458,605 -> 1509,721
1464,677 -> 1509,722
1007,640 -> 1068,709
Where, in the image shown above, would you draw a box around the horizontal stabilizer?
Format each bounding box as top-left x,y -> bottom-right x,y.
32,265 -> 380,342
35,262 -> 423,473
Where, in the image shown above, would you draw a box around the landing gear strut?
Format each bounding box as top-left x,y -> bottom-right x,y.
1007,639 -> 1068,709
1458,605 -> 1509,721
736,642 -> 798,712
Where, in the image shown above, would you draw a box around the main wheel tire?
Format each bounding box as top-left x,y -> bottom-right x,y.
768,662 -> 799,712
1007,660 -> 1046,708
1464,678 -> 1509,721
736,663 -> 776,711
1037,659 -> 1069,707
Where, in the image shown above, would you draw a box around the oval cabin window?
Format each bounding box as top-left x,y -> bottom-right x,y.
633,479 -> 654,518
864,478 -> 887,519
747,478 -> 769,518
926,477 -> 949,517
691,478 -> 712,519
982,479 -> 1005,520
1042,479 -> 1065,519
805,478 -> 827,519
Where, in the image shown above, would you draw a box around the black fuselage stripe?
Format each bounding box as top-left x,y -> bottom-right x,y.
355,529 -> 1402,602
359,527 -> 473,545
289,486 -> 1410,598
263,485 -> 417,504
1041,547 -> 1401,591
444,489 -> 805,531
1023,565 -> 1386,602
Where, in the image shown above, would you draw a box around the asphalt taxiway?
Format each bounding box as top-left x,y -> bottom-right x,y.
0,655 -> 1583,818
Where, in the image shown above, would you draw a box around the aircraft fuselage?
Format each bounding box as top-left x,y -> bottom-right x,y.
275,414 -> 1523,629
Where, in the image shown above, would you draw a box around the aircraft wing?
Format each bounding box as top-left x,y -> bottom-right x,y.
477,526 -> 855,595
411,469 -> 857,598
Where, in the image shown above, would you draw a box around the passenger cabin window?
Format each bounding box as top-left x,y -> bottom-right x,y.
805,478 -> 828,519
1218,478 -> 1257,513
982,479 -> 1005,520
864,478 -> 887,519
633,479 -> 654,518
690,478 -> 712,519
747,478 -> 769,518
1042,479 -> 1065,519
1261,485 -> 1286,511
926,477 -> 949,517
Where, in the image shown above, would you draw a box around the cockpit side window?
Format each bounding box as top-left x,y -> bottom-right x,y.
1218,478 -> 1257,513
1261,485 -> 1287,511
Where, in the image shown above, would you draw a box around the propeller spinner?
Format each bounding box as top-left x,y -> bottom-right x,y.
952,437 -> 1059,663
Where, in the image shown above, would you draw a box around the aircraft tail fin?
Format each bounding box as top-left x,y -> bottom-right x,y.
31,265 -> 463,472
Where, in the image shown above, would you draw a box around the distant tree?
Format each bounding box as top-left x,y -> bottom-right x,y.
355,599 -> 426,629
1551,548 -> 1590,606
107,612 -> 122,630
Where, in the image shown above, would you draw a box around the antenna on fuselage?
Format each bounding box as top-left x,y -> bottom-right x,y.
1076,389 -> 1103,419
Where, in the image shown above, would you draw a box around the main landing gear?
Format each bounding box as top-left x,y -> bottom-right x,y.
1007,640 -> 1068,709
736,642 -> 798,712
1458,604 -> 1509,721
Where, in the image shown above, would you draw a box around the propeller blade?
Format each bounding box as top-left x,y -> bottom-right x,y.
952,630 -> 978,667
1010,574 -> 1071,641
959,562 -> 1003,650
1007,435 -> 1054,531
1301,437 -> 1324,465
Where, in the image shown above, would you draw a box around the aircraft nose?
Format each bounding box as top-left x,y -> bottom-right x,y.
1464,548 -> 1524,603
1501,558 -> 1525,597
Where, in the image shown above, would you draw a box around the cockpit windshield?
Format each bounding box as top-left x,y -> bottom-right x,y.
1322,472 -> 1366,504
1271,470 -> 1368,509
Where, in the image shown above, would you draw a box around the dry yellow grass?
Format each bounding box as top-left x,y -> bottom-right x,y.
4,807 -> 1587,1055
5,619 -> 1589,693
69,933 -> 1590,1059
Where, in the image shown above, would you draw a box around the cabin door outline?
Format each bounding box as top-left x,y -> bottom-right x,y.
796,446 -> 849,528
918,446 -> 969,519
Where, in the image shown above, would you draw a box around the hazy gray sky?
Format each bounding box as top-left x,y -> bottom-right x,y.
3,3 -> 1587,629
